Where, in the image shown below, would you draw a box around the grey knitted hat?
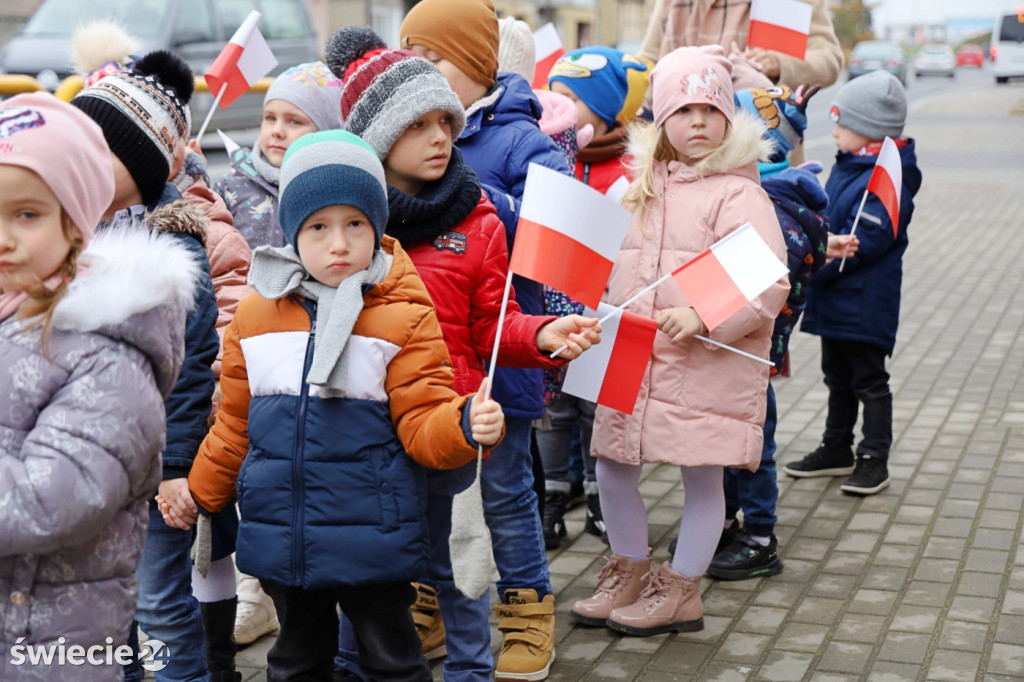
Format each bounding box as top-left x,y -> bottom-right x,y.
264,61 -> 343,132
829,70 -> 907,141
324,25 -> 466,159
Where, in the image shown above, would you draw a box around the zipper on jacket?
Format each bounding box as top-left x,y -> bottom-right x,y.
292,299 -> 317,584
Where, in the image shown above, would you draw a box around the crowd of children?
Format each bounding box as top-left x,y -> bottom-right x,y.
0,0 -> 920,678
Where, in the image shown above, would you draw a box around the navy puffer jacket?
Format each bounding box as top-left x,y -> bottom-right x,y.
457,72 -> 573,418
801,140 -> 922,355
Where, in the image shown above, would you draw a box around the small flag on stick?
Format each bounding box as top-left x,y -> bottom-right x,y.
561,304 -> 657,414
867,136 -> 903,238
671,223 -> 787,331
509,164 -> 631,309
532,23 -> 565,89
205,11 -> 277,111
747,0 -> 812,60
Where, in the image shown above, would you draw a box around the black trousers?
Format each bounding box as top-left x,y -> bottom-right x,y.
820,337 -> 893,461
260,579 -> 429,682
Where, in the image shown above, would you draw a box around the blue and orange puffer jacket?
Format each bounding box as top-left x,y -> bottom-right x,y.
189,237 -> 490,589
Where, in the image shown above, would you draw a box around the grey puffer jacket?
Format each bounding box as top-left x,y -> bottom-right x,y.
0,224 -> 201,681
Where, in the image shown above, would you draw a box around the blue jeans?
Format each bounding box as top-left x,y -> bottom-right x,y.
723,382 -> 778,538
125,500 -> 209,682
335,418 -> 550,682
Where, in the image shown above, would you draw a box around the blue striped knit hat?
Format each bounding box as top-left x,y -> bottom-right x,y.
278,130 -> 388,249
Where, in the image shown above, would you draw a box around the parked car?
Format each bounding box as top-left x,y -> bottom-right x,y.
0,0 -> 319,132
914,44 -> 956,78
847,41 -> 908,86
956,44 -> 985,68
992,11 -> 1024,84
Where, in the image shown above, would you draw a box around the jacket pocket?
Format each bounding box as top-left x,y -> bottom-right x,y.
371,448 -> 401,533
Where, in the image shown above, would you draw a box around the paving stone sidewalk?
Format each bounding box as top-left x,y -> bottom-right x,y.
234,80 -> 1024,681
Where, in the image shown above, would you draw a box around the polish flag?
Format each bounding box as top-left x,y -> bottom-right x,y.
561,304 -> 657,414
205,11 -> 278,110
671,222 -> 787,331
867,137 -> 903,238
747,0 -> 812,60
510,164 -> 630,309
532,23 -> 565,89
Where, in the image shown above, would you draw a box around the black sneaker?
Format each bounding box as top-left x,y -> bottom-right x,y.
841,456 -> 890,495
707,532 -> 783,580
783,442 -> 855,478
668,523 -> 738,557
542,491 -> 568,549
583,494 -> 609,543
566,475 -> 586,510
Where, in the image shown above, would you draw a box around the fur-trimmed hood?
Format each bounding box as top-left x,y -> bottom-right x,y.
53,224 -> 202,398
628,110 -> 775,183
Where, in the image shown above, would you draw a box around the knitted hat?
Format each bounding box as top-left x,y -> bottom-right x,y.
734,85 -> 810,162
325,25 -> 466,159
264,61 -> 344,132
71,50 -> 193,206
549,46 -> 646,130
829,70 -> 907,141
497,17 -> 535,83
278,130 -> 388,249
0,93 -> 114,240
651,45 -> 734,130
618,53 -> 654,122
400,0 -> 500,89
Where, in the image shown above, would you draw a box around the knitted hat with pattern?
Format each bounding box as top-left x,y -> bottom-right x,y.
71,50 -> 193,206
278,130 -> 389,249
651,45 -> 734,130
325,25 -> 465,159
264,61 -> 344,132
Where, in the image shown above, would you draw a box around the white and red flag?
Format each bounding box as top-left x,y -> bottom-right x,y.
747,0 -> 812,60
509,164 -> 630,309
561,304 -> 657,414
867,136 -> 903,237
205,11 -> 277,110
532,23 -> 565,89
671,222 -> 787,331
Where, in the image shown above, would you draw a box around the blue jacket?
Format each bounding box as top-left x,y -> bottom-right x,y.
457,72 -> 573,417
801,140 -> 922,354
761,167 -> 829,373
106,184 -> 219,479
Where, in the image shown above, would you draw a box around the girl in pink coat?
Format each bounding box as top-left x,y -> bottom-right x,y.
571,45 -> 789,637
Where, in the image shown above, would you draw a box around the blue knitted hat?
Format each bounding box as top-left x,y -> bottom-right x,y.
734,85 -> 808,163
548,46 -> 645,130
278,130 -> 388,249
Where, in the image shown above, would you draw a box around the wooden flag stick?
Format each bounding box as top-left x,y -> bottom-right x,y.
195,83 -> 228,146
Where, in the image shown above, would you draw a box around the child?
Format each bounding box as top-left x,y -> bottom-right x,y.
538,46 -> 647,549
215,61 -> 342,249
571,45 -> 789,636
399,1 -> 575,677
0,93 -> 200,679
324,26 -> 601,680
184,130 -> 506,682
785,69 -> 921,495
70,51 -> 221,681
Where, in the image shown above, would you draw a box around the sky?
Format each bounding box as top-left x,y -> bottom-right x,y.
871,0 -> 1016,31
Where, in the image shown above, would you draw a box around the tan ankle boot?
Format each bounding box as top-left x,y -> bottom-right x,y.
606,561 -> 704,636
410,582 -> 446,660
570,554 -> 651,626
494,589 -> 555,681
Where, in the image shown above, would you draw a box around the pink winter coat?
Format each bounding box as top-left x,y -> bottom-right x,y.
591,112 -> 789,471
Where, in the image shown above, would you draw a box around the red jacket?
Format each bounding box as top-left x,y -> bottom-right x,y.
396,192 -> 564,396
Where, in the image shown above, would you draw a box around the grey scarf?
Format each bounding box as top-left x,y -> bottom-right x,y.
252,146 -> 282,190
248,245 -> 393,395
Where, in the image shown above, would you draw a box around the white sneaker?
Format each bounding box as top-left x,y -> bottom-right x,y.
234,576 -> 279,645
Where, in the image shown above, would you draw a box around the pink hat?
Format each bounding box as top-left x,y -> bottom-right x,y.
651,45 -> 735,130
0,93 -> 115,243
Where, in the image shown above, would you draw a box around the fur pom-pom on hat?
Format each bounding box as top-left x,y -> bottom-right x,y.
71,20 -> 140,79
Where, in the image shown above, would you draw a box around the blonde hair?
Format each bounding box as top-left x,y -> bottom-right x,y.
15,209 -> 84,352
621,119 -> 733,227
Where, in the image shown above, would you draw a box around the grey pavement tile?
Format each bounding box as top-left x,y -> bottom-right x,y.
860,565 -> 911,591
866,660 -> 924,681
832,613 -> 886,644
972,528 -> 1017,551
957,571 -> 1005,598
758,650 -> 815,681
817,640 -> 873,676
611,633 -> 670,655
949,594 -> 999,623
966,549 -> 1011,573
772,558 -> 818,584
696,662 -> 756,682
701,589 -> 752,618
874,543 -> 919,567
995,614 -> 1024,644
847,588 -> 900,617
671,614 -> 732,644
647,641 -> 715,675
927,649 -> 985,682
553,627 -> 616,664
580,651 -> 651,681
1001,590 -> 1024,616
733,605 -> 788,634
901,487 -> 944,507
636,672 -> 692,682
774,621 -> 827,654
884,524 -> 928,545
913,558 -> 960,583
923,535 -> 969,558
545,663 -> 590,682
822,552 -> 871,575
838,530 -> 885,554
876,631 -> 933,665
807,674 -> 861,682
752,582 -> 805,608
796,518 -> 845,540
937,619 -> 990,652
893,505 -> 936,525
806,573 -> 859,600
902,579 -> 952,608
889,604 -> 942,633
931,516 -> 975,538
791,597 -> 847,625
715,632 -> 773,663
979,509 -> 1020,530
981,492 -> 1024,511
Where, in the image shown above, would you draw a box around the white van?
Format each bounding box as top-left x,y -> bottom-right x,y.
993,11 -> 1024,83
